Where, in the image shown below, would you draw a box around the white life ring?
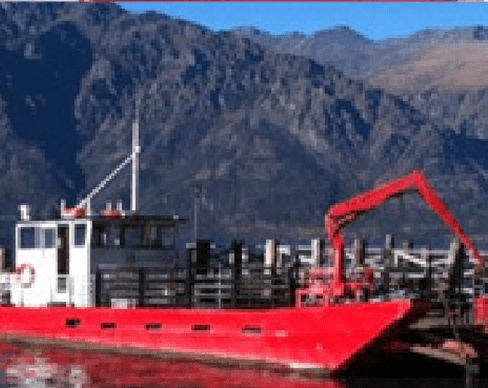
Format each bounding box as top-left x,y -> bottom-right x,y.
15,263 -> 35,288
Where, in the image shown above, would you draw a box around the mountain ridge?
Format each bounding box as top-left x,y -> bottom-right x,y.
0,3 -> 487,250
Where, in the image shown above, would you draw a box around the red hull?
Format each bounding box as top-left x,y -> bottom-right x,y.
0,299 -> 428,373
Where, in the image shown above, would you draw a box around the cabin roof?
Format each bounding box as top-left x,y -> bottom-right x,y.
17,214 -> 188,226
91,214 -> 187,227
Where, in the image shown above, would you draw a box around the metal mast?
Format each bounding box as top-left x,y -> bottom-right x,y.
194,184 -> 202,243
75,98 -> 143,214
131,99 -> 141,214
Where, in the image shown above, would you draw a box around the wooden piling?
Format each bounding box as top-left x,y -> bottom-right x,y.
138,267 -> 145,308
311,238 -> 325,267
186,247 -> 194,308
421,248 -> 432,302
353,237 -> 366,267
231,240 -> 243,308
95,269 -> 102,307
383,234 -> 394,300
265,240 -> 278,307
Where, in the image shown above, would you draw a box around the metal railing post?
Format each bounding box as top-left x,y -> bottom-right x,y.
95,269 -> 102,307
138,267 -> 145,308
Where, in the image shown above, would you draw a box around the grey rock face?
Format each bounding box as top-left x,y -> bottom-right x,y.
0,3 -> 486,249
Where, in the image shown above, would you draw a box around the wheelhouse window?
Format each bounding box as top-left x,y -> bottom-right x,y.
44,228 -> 56,248
106,227 -> 120,246
74,224 -> 86,247
92,225 -> 104,246
91,225 -> 121,247
124,226 -> 142,247
90,219 -> 180,249
19,227 -> 36,249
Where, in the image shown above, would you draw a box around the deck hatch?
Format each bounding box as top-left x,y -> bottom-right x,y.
66,318 -> 81,328
191,324 -> 211,332
101,322 -> 116,329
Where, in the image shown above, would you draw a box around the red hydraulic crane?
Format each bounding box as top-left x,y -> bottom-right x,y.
325,169 -> 484,301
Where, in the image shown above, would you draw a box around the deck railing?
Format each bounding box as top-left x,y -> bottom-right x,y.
95,263 -> 297,309
4,239 -> 488,310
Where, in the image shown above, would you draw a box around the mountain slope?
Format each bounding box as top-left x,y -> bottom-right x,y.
234,26 -> 488,91
0,3 -> 487,248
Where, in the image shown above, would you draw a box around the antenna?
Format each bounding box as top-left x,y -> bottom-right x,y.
131,99 -> 141,214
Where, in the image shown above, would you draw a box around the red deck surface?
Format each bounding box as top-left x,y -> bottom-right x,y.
0,299 -> 428,373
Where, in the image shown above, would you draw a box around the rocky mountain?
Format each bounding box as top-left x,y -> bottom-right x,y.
0,3 -> 487,251
233,26 -> 488,87
235,26 -> 488,140
232,26 -> 376,79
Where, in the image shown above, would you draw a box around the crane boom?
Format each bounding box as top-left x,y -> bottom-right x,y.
326,169 -> 484,298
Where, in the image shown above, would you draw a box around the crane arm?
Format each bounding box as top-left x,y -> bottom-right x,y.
326,169 -> 483,296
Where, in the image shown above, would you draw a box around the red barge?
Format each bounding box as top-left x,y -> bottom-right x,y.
1,115 -> 485,375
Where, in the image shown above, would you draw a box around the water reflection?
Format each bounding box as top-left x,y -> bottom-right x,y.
3,352 -> 87,388
0,341 -> 345,388
0,341 -> 479,388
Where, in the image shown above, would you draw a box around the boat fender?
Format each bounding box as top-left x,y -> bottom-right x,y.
15,263 -> 35,288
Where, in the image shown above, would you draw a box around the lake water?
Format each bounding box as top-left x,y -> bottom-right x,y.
0,340 -> 482,388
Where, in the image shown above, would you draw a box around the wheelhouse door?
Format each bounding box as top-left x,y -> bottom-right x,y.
57,225 -> 69,275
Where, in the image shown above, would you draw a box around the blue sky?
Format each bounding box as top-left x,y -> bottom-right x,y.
119,2 -> 488,41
